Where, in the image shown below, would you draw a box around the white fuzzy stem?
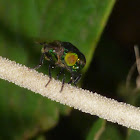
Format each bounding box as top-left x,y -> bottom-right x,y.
0,56 -> 140,131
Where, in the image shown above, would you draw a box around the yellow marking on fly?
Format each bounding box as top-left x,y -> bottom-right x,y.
65,52 -> 78,66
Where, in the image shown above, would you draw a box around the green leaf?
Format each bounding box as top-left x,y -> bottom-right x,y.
99,124 -> 123,140
127,129 -> 140,140
86,119 -> 106,140
0,0 -> 115,139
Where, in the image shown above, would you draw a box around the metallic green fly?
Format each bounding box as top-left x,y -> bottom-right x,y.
34,40 -> 86,92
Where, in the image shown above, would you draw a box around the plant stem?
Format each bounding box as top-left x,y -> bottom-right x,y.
0,56 -> 140,131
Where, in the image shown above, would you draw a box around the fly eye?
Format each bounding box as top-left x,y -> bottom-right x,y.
65,53 -> 78,66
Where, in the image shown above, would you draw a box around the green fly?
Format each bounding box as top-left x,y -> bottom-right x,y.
34,40 -> 86,92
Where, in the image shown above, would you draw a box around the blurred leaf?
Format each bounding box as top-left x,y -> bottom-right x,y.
86,119 -> 106,140
36,135 -> 46,140
99,124 -> 123,140
127,129 -> 140,140
117,82 -> 140,106
0,0 -> 115,139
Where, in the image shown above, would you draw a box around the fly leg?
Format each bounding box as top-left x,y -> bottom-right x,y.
45,64 -> 54,87
73,74 -> 82,86
56,69 -> 65,92
33,53 -> 44,69
68,73 -> 82,86
45,52 -> 56,87
60,69 -> 65,92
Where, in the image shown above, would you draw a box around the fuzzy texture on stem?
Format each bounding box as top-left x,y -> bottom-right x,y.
0,56 -> 140,131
